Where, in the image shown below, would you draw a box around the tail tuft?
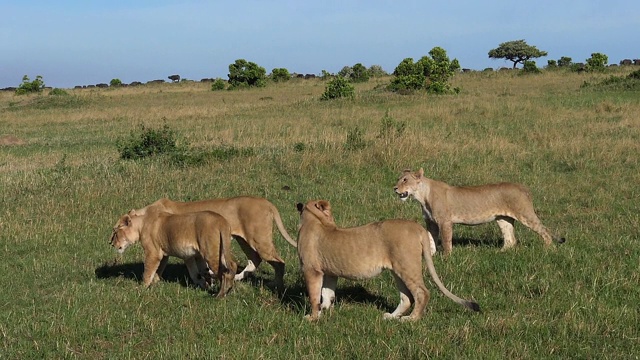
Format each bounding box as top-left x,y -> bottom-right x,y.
555,236 -> 566,244
467,301 -> 481,312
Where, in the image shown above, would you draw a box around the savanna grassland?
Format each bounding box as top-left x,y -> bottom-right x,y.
1,69 -> 639,359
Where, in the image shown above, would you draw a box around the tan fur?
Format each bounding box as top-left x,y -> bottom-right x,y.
394,168 -> 565,255
131,196 -> 296,290
110,210 -> 237,297
296,200 -> 479,322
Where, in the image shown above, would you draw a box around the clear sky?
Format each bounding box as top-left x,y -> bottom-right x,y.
2,1 -> 638,89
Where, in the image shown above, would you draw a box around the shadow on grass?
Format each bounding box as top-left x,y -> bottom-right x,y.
278,283 -> 392,315
94,260 -> 193,287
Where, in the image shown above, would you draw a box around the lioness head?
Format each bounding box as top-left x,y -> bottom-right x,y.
394,168 -> 424,201
110,214 -> 140,254
296,200 -> 335,227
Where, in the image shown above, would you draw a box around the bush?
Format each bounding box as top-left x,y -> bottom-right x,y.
228,59 -> 267,89
49,88 -> 69,96
15,75 -> 45,95
350,63 -> 370,83
110,79 -> 123,87
586,53 -> 608,72
211,78 -> 226,91
338,66 -> 353,79
367,65 -> 387,77
320,76 -> 355,100
117,124 -> 179,160
388,48 -> 460,94
271,68 -> 290,82
522,60 -> 541,74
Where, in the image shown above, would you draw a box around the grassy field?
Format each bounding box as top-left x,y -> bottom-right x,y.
1,69 -> 639,359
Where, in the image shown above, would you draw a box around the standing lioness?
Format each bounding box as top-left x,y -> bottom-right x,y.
110,210 -> 237,296
296,200 -> 480,322
131,196 -> 296,290
394,168 -> 565,255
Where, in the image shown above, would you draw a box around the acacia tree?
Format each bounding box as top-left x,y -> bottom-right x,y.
488,40 -> 548,69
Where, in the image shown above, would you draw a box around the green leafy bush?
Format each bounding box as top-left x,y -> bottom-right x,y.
271,68 -> 291,82
228,59 -> 267,89
580,70 -> 640,91
49,88 -> 69,96
15,75 -> 45,95
211,78 -> 226,91
350,63 -> 370,83
320,76 -> 355,100
522,60 -> 541,74
586,53 -> 608,72
388,48 -> 460,94
110,79 -> 123,87
117,124 -> 179,160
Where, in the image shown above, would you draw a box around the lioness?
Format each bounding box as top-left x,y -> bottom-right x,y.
296,200 -> 480,322
394,168 -> 565,255
131,196 -> 296,289
110,210 -> 237,297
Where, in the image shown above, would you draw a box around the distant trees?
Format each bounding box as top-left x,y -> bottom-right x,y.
586,53 -> 608,72
488,40 -> 548,69
15,75 -> 45,95
110,78 -> 123,87
227,59 -> 267,89
270,68 -> 291,82
388,47 -> 460,94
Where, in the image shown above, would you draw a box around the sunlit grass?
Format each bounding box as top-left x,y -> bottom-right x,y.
1,69 -> 639,358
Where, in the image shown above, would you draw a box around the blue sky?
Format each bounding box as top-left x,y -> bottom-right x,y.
2,1 -> 638,88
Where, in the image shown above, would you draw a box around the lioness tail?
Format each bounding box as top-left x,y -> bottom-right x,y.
421,234 -> 480,312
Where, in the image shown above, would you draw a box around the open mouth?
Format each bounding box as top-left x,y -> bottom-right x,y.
397,192 -> 409,199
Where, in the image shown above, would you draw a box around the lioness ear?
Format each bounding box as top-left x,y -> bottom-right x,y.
417,168 -> 425,178
402,169 -> 412,174
124,214 -> 132,227
316,200 -> 332,218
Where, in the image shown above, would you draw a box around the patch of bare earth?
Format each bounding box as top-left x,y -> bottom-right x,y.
0,135 -> 26,146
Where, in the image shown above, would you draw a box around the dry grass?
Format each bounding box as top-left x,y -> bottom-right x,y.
1,68 -> 639,358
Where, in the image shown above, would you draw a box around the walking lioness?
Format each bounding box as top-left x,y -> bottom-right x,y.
131,196 -> 296,290
296,200 -> 480,322
110,210 -> 237,297
394,168 -> 565,255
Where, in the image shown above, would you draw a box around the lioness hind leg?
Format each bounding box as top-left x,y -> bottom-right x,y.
184,257 -> 207,289
517,212 -> 554,246
384,273 -> 427,321
321,275 -> 338,310
234,237 -> 262,281
496,217 -> 517,250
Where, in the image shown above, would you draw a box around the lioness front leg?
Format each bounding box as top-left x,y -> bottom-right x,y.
142,253 -> 164,288
439,221 -> 454,255
303,268 -> 324,321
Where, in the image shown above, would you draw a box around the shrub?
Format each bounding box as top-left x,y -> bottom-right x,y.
110,79 -> 123,87
320,76 -> 355,100
211,78 -> 226,91
49,88 -> 69,96
271,68 -> 291,82
586,53 -> 608,72
558,56 -> 573,67
350,63 -> 370,83
117,124 -> 179,160
522,60 -> 541,74
15,75 -> 45,95
367,65 -> 387,77
338,66 -> 353,79
388,48 -> 460,94
228,59 -> 267,89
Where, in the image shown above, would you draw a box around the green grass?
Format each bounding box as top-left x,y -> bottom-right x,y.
1,70 -> 639,358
